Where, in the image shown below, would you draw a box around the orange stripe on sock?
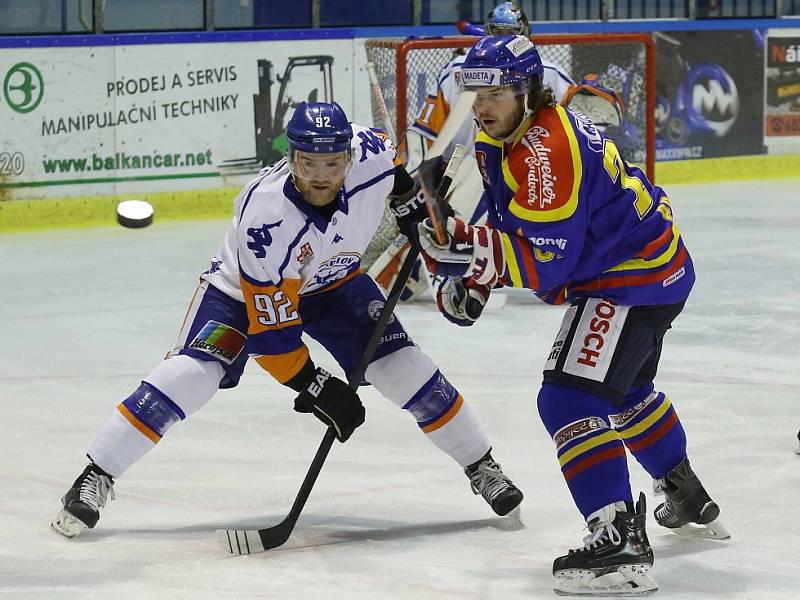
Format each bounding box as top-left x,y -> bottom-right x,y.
563,445 -> 626,481
625,411 -> 678,452
117,404 -> 161,444
421,395 -> 463,433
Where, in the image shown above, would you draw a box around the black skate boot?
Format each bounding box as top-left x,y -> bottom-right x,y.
464,450 -> 523,516
51,462 -> 115,538
552,493 -> 657,597
654,457 -> 729,539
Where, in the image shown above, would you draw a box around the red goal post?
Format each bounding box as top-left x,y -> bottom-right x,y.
365,34 -> 656,181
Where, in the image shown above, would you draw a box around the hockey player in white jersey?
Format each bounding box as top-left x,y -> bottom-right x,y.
51,101 -> 523,539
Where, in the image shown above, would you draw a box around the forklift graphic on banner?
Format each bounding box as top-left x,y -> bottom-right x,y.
221,55 -> 334,175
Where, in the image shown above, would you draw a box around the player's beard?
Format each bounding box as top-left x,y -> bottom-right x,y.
477,96 -> 526,140
294,176 -> 345,207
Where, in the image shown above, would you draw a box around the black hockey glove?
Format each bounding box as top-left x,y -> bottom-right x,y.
390,182 -> 454,242
293,367 -> 365,442
389,182 -> 428,240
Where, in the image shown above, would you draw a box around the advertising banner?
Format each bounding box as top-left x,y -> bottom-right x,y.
1,40 -> 354,198
764,33 -> 800,140
654,30 -> 766,161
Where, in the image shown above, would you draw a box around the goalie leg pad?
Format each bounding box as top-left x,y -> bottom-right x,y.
367,236 -> 431,302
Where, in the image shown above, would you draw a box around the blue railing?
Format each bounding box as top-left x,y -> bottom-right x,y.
1,0 -> 798,35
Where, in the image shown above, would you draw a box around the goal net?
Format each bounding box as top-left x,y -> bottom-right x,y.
362,34 -> 655,270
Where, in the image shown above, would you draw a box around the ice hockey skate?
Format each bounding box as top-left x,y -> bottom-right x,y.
464,451 -> 523,516
654,457 -> 729,540
553,493 -> 657,597
51,463 -> 115,538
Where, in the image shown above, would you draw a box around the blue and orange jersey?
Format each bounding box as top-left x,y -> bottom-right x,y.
474,104 -> 693,306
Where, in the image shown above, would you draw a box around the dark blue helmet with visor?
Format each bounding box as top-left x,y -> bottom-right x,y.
458,35 -> 544,96
286,101 -> 353,182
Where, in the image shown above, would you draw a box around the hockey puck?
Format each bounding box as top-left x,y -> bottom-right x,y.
116,200 -> 154,228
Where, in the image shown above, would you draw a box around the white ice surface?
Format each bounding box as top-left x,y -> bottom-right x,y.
1,179 -> 798,599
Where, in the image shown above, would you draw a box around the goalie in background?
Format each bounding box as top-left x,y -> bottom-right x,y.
368,1 -> 625,303
51,101 -> 524,539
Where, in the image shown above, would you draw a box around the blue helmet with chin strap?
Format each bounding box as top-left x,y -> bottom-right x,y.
459,34 -> 544,94
286,101 -> 353,154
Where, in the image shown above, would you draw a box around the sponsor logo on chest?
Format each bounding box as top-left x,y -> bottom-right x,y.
519,126 -> 558,209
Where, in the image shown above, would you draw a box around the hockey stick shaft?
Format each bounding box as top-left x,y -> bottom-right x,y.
217,150 -> 467,555
418,90 -> 476,244
366,61 -> 397,142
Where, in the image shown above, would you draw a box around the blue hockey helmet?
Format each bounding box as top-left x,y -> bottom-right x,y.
485,2 -> 530,36
458,34 -> 544,94
287,101 -> 353,153
286,101 -> 353,181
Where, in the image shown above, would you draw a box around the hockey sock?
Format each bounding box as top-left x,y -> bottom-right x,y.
87,355 -> 224,477
366,347 -> 490,467
612,383 -> 687,480
537,383 -> 633,519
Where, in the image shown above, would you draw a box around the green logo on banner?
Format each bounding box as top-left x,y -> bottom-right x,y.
4,62 -> 44,113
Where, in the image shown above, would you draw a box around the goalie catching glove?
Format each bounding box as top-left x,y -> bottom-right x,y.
293,367 -> 365,442
437,277 -> 491,327
562,74 -> 625,128
415,217 -> 506,287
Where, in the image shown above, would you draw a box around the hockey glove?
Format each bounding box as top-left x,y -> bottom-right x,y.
293,367 -> 365,442
389,182 -> 428,239
437,277 -> 490,326
417,216 -> 506,287
390,180 -> 454,241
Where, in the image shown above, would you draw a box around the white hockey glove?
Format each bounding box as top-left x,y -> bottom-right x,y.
563,74 -> 625,128
436,277 -> 490,327
416,216 -> 506,287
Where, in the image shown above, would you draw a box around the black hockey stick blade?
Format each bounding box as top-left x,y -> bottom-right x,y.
215,428 -> 336,554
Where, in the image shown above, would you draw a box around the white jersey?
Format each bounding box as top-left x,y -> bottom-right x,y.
409,52 -> 575,157
202,125 -> 395,302
231,124 -> 396,384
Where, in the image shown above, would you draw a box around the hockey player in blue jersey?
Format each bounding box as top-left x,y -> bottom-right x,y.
52,102 -> 523,539
394,35 -> 728,595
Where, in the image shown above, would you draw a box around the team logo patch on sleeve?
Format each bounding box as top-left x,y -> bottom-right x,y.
189,321 -> 246,364
367,300 -> 395,324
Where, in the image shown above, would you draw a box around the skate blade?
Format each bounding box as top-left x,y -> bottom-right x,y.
554,564 -> 658,597
668,518 -> 730,540
51,510 -> 88,539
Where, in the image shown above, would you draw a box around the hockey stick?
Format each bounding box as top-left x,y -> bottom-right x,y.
366,61 -> 397,142
216,150 -> 467,556
417,90 -> 476,244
